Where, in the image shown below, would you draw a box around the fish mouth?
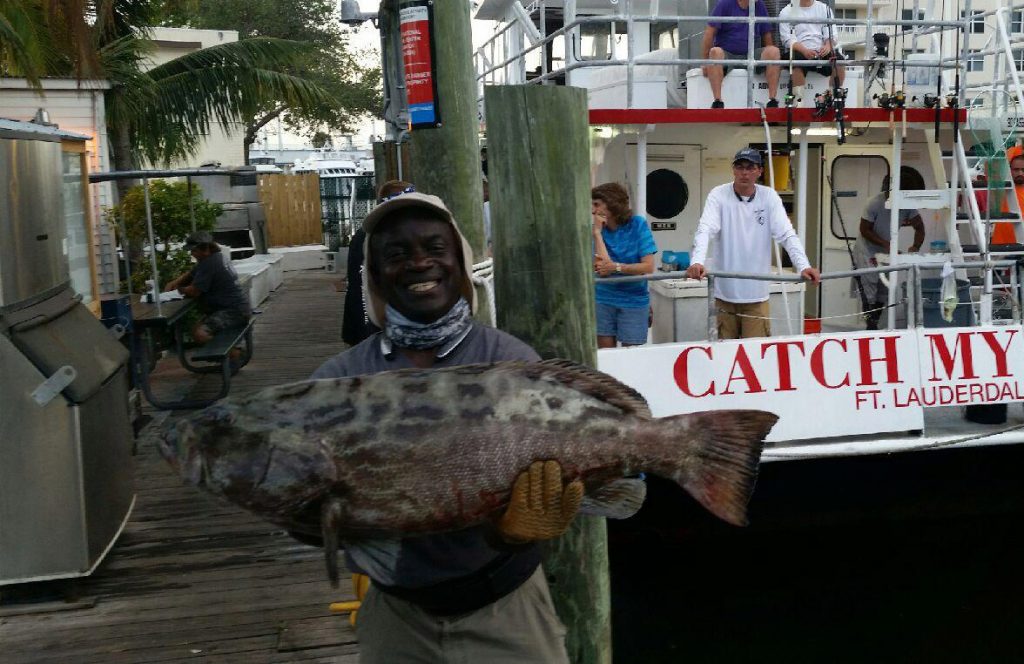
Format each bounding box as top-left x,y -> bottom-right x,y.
406,280 -> 440,293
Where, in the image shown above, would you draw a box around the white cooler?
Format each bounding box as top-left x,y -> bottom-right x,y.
685,67 -> 862,109
650,276 -> 805,342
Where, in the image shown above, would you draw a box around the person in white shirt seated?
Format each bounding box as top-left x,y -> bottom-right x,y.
779,0 -> 846,102
686,148 -> 820,340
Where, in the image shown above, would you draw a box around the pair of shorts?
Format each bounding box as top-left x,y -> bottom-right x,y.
720,48 -> 774,75
716,299 -> 771,340
787,49 -> 847,77
596,302 -> 649,345
198,309 -> 249,336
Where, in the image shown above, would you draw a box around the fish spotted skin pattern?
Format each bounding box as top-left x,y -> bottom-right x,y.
161,359 -> 778,540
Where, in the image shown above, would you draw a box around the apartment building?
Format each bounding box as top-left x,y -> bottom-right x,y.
145,27 -> 247,168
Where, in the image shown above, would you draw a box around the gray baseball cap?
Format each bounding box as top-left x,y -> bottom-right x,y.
184,231 -> 215,248
733,148 -> 763,166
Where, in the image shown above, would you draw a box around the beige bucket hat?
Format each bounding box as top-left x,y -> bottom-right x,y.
361,191 -> 477,328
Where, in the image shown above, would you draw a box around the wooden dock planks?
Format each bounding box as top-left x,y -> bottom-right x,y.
0,270 -> 356,663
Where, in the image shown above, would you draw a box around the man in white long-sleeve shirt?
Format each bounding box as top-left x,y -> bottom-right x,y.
686,148 -> 820,339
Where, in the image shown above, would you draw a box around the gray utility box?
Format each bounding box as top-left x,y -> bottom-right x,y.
0,122 -> 134,586
192,167 -> 267,255
0,292 -> 135,586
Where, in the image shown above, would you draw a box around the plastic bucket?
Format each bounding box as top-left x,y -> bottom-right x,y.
803,317 -> 822,334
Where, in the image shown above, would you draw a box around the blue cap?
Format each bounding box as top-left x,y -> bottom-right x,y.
733,148 -> 763,166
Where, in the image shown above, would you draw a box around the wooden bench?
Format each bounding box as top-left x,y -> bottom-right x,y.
168,317 -> 255,409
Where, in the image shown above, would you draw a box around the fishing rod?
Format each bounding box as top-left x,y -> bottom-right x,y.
825,172 -> 872,322
825,0 -> 845,143
814,0 -> 847,143
786,43 -> 795,161
951,0 -> 962,148
934,0 -> 946,142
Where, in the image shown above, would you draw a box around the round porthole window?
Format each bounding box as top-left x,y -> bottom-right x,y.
646,169 -> 688,219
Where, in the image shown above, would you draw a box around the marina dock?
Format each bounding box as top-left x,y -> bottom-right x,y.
0,270 -> 359,664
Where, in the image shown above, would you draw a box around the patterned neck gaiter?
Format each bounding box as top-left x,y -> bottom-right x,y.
384,297 -> 472,351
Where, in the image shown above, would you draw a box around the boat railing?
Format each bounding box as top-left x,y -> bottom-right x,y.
475,4 -> 1004,109
598,260 -> 1022,340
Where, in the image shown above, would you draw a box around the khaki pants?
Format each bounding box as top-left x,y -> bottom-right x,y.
356,567 -> 569,664
716,299 -> 771,339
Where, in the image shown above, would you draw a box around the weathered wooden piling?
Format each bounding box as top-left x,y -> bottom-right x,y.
485,84 -> 611,664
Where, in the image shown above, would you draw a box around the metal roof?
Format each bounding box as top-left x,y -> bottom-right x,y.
0,118 -> 91,142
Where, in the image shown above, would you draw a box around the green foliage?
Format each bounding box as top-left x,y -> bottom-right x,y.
107,180 -> 222,292
153,0 -> 382,153
126,37 -> 335,165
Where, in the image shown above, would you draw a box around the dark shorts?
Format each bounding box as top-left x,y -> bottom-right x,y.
787,49 -> 847,77
198,309 -> 249,336
719,48 -> 773,75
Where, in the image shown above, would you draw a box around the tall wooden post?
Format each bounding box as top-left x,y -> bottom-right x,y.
379,0 -> 485,258
485,84 -> 611,664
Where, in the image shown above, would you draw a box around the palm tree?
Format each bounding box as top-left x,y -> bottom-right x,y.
0,0 -> 97,85
90,0 -> 333,179
2,0 -> 335,185
103,34 -> 334,174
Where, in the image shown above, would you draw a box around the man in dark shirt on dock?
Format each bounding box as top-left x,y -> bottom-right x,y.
312,191 -> 578,663
165,231 -> 251,349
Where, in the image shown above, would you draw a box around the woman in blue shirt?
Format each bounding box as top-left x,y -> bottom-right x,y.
591,183 -> 658,348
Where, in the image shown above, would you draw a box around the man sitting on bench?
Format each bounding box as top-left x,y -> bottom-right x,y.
165,231 -> 252,362
702,0 -> 782,109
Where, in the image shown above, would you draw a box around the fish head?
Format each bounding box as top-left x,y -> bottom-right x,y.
160,403 -> 338,516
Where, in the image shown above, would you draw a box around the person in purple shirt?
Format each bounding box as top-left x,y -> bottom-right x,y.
701,0 -> 781,109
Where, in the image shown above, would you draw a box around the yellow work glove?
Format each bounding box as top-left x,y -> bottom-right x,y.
498,460 -> 584,543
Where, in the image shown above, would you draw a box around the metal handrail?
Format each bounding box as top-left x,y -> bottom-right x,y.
597,260 -> 1021,338
474,14 -> 964,83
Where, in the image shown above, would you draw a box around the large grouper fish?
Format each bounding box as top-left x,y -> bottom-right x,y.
160,359 -> 778,585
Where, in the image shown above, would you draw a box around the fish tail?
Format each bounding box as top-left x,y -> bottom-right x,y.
657,410 -> 777,526
321,497 -> 343,589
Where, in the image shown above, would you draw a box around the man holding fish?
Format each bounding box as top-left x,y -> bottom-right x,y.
161,191 -> 776,662
311,191 -> 579,662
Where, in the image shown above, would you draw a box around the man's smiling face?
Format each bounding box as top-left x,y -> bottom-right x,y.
369,212 -> 464,323
1012,157 -> 1024,187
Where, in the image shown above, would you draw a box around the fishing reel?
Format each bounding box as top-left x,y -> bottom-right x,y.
813,87 -> 848,117
945,93 -> 959,108
912,93 -> 941,109
813,90 -> 834,117
874,90 -> 906,110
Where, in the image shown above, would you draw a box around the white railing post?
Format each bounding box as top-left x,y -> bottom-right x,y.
995,8 -> 1024,108
564,0 -> 576,87
887,129 -> 903,330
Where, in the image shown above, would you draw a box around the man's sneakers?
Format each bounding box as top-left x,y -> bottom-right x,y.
766,98 -> 780,108
711,99 -> 725,109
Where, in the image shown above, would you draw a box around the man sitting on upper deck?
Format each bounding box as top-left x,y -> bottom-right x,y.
686,148 -> 820,339
701,0 -> 782,109
779,0 -> 846,102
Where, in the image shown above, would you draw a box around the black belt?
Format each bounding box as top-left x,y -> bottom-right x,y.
373,547 -> 542,617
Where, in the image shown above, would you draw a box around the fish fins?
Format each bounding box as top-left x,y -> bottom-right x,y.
321,497 -> 343,588
579,478 -> 647,519
667,410 -> 777,527
535,359 -> 653,418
